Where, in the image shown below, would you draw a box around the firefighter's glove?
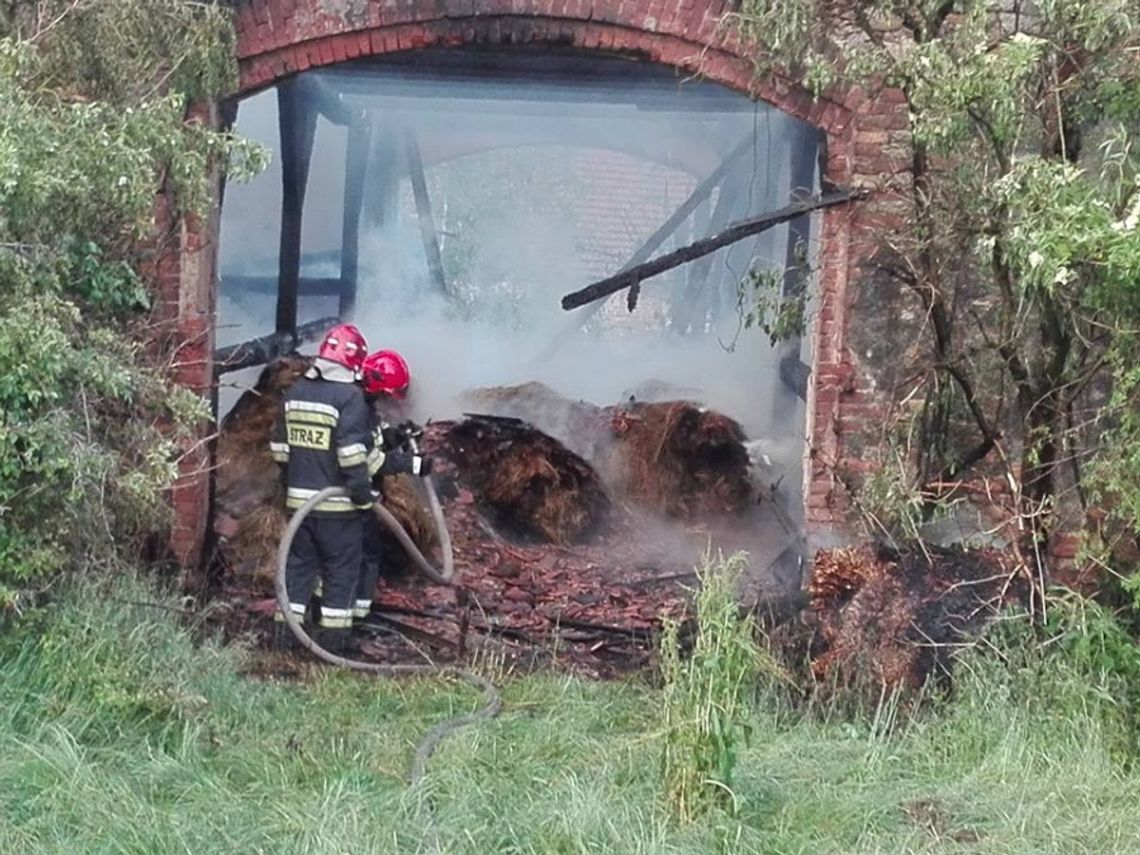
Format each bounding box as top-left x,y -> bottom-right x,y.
398,420 -> 424,441
350,484 -> 375,510
411,455 -> 434,478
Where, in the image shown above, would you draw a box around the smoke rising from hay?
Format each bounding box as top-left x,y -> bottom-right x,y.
217,58 -> 819,473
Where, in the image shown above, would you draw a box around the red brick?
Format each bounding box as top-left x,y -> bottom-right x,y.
858,110 -> 910,132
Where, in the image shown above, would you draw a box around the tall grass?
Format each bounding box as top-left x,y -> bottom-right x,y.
659,551 -> 760,821
0,572 -> 1138,852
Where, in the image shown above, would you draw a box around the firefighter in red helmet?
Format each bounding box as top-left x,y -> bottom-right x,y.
362,349 -> 411,402
269,323 -> 377,653
354,349 -> 432,626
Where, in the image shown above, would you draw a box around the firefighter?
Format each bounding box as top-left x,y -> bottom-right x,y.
354,349 -> 433,627
269,323 -> 376,653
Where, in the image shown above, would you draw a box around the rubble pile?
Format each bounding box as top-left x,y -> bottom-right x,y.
808,544 -> 1026,690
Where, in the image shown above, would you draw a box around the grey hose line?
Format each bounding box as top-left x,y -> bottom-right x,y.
274,486 -> 502,787
371,435 -> 454,584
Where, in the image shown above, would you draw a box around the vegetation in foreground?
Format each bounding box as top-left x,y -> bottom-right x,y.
1,571 -> 1138,854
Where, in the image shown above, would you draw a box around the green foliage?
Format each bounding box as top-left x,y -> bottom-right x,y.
4,574 -> 1140,851
1,0 -> 239,104
969,590 -> 1140,763
0,3 -> 265,594
659,552 -> 762,821
734,0 -> 1140,556
738,265 -> 806,345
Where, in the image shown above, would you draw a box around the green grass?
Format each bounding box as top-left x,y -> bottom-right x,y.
1,576 -> 1139,854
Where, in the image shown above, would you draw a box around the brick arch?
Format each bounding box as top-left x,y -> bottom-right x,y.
165,0 -> 905,571
233,6 -> 856,151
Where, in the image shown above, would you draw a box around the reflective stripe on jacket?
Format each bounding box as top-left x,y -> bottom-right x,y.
271,373 -> 373,516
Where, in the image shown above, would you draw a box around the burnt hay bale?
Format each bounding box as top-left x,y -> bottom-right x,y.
439,416 -> 610,545
604,401 -> 751,518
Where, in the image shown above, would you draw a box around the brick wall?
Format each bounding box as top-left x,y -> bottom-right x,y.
154,104 -> 223,576
159,0 -> 915,569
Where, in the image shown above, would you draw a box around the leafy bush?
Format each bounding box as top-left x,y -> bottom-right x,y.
0,5 -> 265,599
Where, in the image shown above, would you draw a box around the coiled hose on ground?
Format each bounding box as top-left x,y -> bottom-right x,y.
274,483 -> 502,786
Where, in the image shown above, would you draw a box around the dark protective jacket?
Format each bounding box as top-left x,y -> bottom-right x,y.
270,363 -> 379,516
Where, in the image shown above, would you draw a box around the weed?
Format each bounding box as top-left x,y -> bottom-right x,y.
659,551 -> 759,821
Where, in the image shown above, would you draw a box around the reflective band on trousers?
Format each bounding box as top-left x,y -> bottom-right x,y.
353,599 -> 372,618
274,602 -> 308,622
319,607 -> 353,629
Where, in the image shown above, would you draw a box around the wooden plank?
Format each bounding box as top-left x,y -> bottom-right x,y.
405,129 -> 449,298
275,79 -> 317,336
340,118 -> 371,319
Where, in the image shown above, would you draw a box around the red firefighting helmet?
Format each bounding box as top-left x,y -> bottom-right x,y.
361,349 -> 411,398
317,323 -> 368,373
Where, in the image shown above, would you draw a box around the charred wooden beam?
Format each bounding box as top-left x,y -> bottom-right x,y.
363,131 -> 400,231
405,130 -> 449,298
779,353 -> 811,401
560,189 -> 864,312
276,79 -> 317,335
214,316 -> 337,375
770,125 -> 821,404
297,74 -> 358,127
669,195 -> 711,331
340,117 -> 371,319
782,128 -> 820,301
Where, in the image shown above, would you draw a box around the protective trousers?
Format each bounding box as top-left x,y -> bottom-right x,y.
279,513 -> 363,630
355,514 -> 389,621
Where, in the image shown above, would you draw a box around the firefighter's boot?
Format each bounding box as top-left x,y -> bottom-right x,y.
317,627 -> 356,655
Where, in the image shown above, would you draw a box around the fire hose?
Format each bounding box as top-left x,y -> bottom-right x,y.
274,482 -> 502,788
372,431 -> 454,585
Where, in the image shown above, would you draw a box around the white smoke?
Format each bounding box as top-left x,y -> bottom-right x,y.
216,64 -> 817,460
